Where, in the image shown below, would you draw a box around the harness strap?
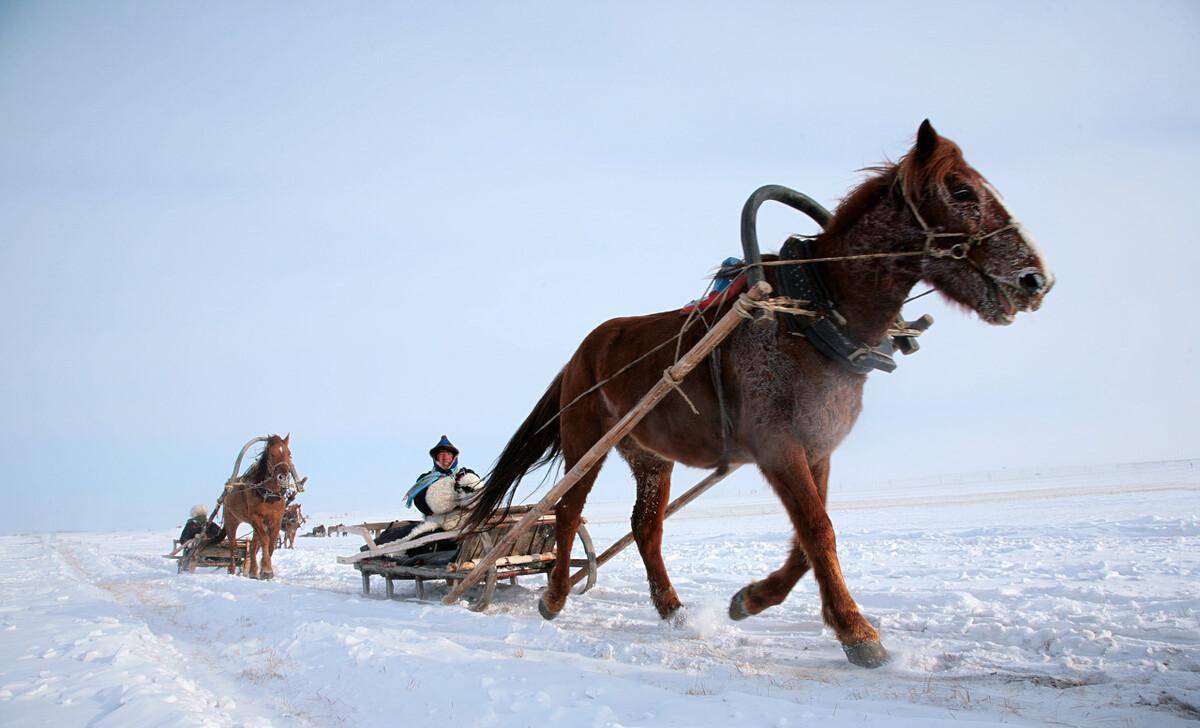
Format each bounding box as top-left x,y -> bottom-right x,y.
708,347 -> 732,473
900,182 -> 1018,260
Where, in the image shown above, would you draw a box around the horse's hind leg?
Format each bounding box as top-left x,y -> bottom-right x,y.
729,456 -> 827,618
540,460 -> 605,619
617,438 -> 682,621
539,419 -> 608,620
754,447 -> 887,668
260,518 -> 278,579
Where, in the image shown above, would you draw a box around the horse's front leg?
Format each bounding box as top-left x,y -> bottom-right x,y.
729,456 -> 828,618
260,517 -> 279,579
751,447 -> 887,668
246,526 -> 260,579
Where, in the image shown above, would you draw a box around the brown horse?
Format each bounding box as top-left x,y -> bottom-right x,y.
468,121 -> 1053,668
281,503 -> 304,549
222,434 -> 300,579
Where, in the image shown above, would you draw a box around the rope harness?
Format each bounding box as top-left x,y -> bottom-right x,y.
212,468 -> 298,535
738,182 -> 1018,271
523,181 -> 1019,448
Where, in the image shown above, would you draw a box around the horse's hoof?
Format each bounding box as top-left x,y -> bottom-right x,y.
728,586 -> 753,621
663,606 -> 686,627
842,640 -> 890,669
259,571 -> 273,581
538,597 -> 560,621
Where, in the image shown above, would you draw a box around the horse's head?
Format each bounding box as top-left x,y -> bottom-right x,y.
265,433 -> 300,494
901,120 -> 1054,325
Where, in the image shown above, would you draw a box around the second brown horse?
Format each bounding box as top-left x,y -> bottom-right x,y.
223,434 -> 300,579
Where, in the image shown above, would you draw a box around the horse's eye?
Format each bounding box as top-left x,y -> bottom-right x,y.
951,187 -> 976,202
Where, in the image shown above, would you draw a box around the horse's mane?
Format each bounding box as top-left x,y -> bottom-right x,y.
821,167 -> 896,240
898,135 -> 965,202
240,445 -> 269,482
820,135 -> 965,241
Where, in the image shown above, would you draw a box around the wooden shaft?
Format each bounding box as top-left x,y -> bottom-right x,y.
459,551 -> 557,571
443,283 -> 770,605
337,530 -> 461,564
568,464 -> 741,586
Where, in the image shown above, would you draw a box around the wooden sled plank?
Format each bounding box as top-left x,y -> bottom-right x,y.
337,530 -> 461,564
339,513 -> 560,565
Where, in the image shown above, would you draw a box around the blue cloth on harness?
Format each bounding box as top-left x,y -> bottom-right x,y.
405,465 -> 458,509
712,257 -> 743,294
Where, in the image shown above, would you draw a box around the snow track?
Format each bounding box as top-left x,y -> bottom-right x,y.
1,482 -> 1197,727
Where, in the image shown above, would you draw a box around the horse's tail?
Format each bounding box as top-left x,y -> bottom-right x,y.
465,370 -> 564,531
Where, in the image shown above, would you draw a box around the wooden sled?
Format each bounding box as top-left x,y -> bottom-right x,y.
165,536 -> 251,574
339,281 -> 769,611
339,505 -> 598,611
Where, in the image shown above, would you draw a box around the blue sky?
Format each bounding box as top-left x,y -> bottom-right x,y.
1,2 -> 1197,533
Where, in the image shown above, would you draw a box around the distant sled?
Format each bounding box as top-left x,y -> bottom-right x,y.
339,504 -> 598,611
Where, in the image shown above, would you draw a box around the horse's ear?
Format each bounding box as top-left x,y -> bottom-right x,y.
283,433 -> 290,444
915,119 -> 939,162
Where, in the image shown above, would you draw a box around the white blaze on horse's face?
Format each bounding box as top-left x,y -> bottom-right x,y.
922,172 -> 1055,326
981,181 -> 1055,293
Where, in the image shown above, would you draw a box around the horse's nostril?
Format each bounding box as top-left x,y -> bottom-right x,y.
1018,271 -> 1046,295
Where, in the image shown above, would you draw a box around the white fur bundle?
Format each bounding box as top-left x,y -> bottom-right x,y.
422,475 -> 460,515
390,469 -> 485,551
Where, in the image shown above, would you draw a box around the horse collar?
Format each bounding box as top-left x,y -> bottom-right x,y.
776,236 -> 898,375
253,478 -> 290,503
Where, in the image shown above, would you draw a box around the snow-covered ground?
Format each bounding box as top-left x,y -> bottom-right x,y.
2,466 -> 1198,727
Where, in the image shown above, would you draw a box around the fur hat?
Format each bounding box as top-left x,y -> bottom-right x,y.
429,435 -> 460,459
189,504 -> 208,519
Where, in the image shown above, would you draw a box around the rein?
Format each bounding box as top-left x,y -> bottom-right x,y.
732,180 -> 1020,367
518,181 -> 1019,450
901,184 -> 1018,261
226,466 -> 296,503
738,183 -> 1018,272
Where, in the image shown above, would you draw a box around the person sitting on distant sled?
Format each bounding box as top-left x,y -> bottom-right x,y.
179,504 -> 226,545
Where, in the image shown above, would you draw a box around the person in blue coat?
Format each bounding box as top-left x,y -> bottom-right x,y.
367,436 -> 469,553
405,435 -> 462,516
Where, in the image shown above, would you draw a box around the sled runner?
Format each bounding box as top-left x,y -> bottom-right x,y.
338,505 -> 598,611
